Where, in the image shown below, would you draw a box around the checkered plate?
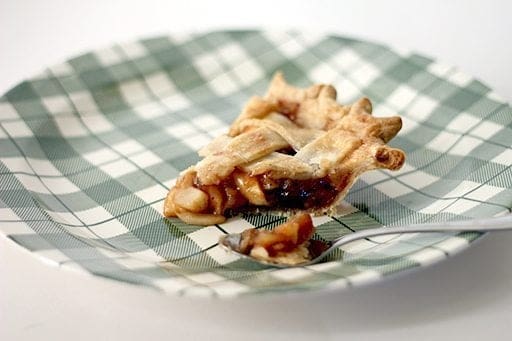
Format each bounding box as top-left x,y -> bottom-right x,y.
1,31 -> 511,298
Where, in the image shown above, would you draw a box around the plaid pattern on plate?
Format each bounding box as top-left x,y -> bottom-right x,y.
1,31 -> 511,297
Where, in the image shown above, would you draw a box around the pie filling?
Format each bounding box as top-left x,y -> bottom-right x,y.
166,170 -> 344,224
236,213 -> 316,265
258,175 -> 340,210
232,173 -> 341,211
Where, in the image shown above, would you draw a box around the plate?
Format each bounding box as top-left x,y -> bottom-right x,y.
1,31 -> 511,298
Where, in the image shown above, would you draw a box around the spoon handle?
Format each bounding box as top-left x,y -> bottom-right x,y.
331,214 -> 512,249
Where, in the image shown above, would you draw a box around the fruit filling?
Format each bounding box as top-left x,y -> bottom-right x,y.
237,213 -> 315,265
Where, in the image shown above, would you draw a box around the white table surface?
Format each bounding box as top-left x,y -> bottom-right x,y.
1,1 -> 511,340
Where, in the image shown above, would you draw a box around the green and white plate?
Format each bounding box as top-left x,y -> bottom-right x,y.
1,31 -> 511,298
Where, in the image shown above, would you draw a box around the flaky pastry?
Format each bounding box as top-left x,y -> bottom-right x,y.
164,73 -> 405,225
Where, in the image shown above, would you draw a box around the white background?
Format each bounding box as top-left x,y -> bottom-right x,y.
1,0 -> 511,340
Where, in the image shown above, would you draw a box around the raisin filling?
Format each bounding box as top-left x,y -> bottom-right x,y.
275,147 -> 297,156
259,175 -> 339,210
197,170 -> 345,218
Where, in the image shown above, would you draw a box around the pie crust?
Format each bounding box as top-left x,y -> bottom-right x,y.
163,73 -> 405,225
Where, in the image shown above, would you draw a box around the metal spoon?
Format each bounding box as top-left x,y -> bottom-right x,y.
219,214 -> 512,267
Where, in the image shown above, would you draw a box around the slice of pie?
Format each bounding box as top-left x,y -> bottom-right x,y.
163,72 -> 405,225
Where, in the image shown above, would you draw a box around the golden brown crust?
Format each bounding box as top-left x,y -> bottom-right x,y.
163,73 -> 405,225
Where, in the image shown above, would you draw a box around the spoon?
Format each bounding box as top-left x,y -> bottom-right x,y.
219,214 -> 512,267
